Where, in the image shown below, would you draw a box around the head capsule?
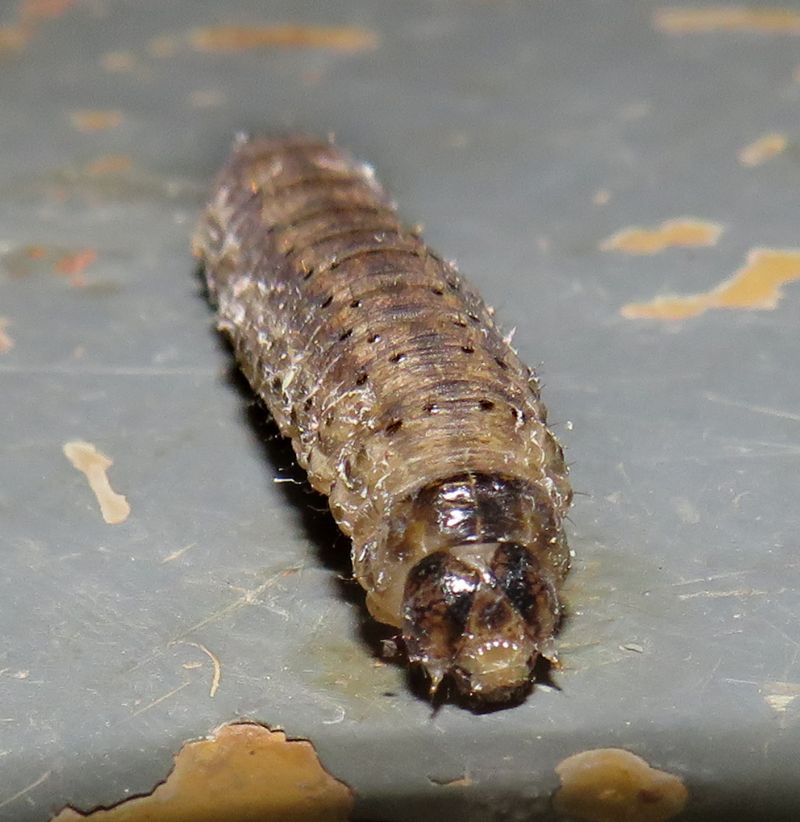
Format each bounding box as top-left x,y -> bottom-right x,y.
402,542 -> 559,703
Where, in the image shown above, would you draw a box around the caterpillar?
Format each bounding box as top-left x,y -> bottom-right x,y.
193,135 -> 573,705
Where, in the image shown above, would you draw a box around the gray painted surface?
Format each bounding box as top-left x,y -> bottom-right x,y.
1,0 -> 798,819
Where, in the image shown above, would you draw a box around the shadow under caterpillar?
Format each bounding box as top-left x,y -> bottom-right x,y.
193,134 -> 573,706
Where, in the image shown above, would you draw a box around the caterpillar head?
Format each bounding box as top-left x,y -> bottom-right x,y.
402,542 -> 559,704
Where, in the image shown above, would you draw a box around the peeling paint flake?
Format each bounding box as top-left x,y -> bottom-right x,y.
621,248 -> 800,320
738,132 -> 788,166
63,441 -> 131,525
0,318 -> 14,354
654,7 -> 800,34
52,723 -> 354,821
189,24 -> 379,52
554,748 -> 688,822
69,110 -> 123,133
601,219 -> 723,255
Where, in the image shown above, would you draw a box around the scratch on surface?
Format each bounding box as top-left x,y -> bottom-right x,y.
0,770 -> 51,811
0,317 -> 14,353
678,588 -> 768,601
738,132 -> 788,166
174,641 -> 221,697
654,7 -> 800,34
63,441 -> 131,525
130,681 -> 190,718
160,542 -> 197,563
621,247 -> 800,320
601,218 -> 723,254
704,392 -> 800,423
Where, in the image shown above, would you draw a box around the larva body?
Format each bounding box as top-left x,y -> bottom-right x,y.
193,135 -> 572,704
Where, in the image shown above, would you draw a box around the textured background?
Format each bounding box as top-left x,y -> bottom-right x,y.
1,1 -> 799,819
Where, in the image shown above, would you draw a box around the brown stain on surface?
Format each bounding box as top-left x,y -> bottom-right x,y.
654,6 -> 800,34
554,748 -> 688,822
69,110 -> 123,133
189,24 -> 379,52
738,132 -> 788,166
52,723 -> 354,821
2,244 -> 95,286
63,441 -> 131,525
621,247 -> 800,320
601,219 -> 723,255
84,155 -> 133,176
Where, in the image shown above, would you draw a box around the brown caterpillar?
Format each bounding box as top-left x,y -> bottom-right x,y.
193,135 -> 572,705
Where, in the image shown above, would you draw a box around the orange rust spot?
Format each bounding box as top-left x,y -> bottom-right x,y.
0,318 -> 14,354
63,441 -> 131,525
738,132 -> 788,166
69,110 -> 123,133
654,6 -> 800,34
19,0 -> 75,22
554,748 -> 688,822
84,155 -> 133,176
601,219 -> 723,255
51,723 -> 354,821
621,248 -> 800,320
189,24 -> 379,52
55,248 -> 96,287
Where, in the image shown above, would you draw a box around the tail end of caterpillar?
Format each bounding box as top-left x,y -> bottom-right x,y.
402,542 -> 560,705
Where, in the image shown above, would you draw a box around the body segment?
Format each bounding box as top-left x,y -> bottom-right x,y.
194,135 -> 572,703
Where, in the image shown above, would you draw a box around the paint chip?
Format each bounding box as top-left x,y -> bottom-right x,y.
63,441 -> 131,525
51,722 -> 354,821
738,132 -> 788,167
601,219 -> 723,255
654,7 -> 800,34
69,110 -> 123,133
554,748 -> 688,822
0,318 -> 14,354
621,247 -> 800,320
189,24 -> 379,52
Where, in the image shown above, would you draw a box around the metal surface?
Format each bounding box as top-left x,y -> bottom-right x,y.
2,1 -> 799,819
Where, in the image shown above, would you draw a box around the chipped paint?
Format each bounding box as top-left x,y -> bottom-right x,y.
554,748 -> 688,822
189,24 -> 379,52
52,723 -> 354,821
621,248 -> 800,320
2,243 -> 95,285
63,441 -> 131,525
69,110 -> 123,133
0,318 -> 14,354
762,681 -> 800,714
601,219 -> 723,254
654,6 -> 800,34
738,132 -> 788,166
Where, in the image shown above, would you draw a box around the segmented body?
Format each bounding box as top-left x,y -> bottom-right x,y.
194,135 -> 572,703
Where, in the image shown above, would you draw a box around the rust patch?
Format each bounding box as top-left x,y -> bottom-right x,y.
738,132 -> 788,166
52,722 -> 354,821
189,24 -> 379,52
69,110 -> 123,133
621,247 -> 800,320
99,50 -> 136,72
63,440 -> 131,525
654,6 -> 800,34
554,748 -> 688,822
601,219 -> 723,255
2,243 -> 95,285
0,318 -> 14,354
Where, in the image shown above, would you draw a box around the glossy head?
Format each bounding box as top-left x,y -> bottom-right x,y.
402,542 -> 559,703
